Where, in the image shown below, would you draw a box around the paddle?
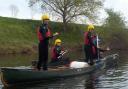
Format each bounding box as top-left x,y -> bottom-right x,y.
58,50 -> 68,59
96,34 -> 100,61
96,35 -> 110,62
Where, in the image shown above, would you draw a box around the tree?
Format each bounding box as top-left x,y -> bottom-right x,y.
103,9 -> 126,30
9,5 -> 19,18
29,0 -> 104,31
102,9 -> 127,49
28,0 -> 43,19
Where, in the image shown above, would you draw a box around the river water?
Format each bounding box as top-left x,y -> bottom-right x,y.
0,51 -> 128,89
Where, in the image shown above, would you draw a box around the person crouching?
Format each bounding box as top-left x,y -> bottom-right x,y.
50,39 -> 70,66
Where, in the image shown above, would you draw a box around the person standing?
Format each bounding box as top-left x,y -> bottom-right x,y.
84,24 -> 95,65
36,14 -> 59,71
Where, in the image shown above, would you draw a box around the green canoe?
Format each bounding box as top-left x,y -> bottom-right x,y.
0,54 -> 118,86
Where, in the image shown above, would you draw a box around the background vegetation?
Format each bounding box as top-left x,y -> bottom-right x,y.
0,9 -> 128,54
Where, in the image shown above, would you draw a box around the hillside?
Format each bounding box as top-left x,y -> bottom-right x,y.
0,17 -> 85,54
0,16 -> 128,54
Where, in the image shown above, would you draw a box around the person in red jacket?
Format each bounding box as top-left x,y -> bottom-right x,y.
50,39 -> 70,66
84,25 -> 110,64
36,14 -> 59,71
51,39 -> 64,61
84,24 -> 95,65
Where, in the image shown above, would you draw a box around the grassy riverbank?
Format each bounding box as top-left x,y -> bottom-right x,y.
0,16 -> 128,54
0,16 -> 85,54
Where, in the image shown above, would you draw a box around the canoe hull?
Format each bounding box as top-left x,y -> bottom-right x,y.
0,54 -> 118,86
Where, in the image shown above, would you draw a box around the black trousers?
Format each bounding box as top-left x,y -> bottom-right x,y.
84,45 -> 94,65
37,41 -> 48,70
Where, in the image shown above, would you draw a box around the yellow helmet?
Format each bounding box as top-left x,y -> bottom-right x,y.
55,39 -> 62,45
41,14 -> 50,20
88,24 -> 94,31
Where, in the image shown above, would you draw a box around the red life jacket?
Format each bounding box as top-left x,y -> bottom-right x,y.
84,32 -> 91,45
37,27 -> 43,41
92,46 -> 96,55
37,26 -> 51,41
51,46 -> 63,60
51,46 -> 57,60
84,32 -> 97,55
46,29 -> 51,37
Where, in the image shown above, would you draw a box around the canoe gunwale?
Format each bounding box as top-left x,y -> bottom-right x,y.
0,53 -> 119,87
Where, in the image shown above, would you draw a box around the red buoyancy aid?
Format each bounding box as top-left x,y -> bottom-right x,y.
37,27 -> 43,41
51,46 -> 64,60
51,46 -> 57,60
37,26 -> 51,41
84,32 -> 91,45
84,32 -> 97,55
46,29 -> 51,37
92,46 -> 96,55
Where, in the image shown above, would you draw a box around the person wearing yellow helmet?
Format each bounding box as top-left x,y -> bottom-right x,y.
54,39 -> 62,46
84,24 -> 96,65
87,24 -> 94,31
50,39 -> 70,66
84,24 -> 110,65
51,39 -> 63,61
36,14 -> 59,71
41,14 -> 50,21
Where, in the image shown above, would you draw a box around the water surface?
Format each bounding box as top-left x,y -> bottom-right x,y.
0,52 -> 128,89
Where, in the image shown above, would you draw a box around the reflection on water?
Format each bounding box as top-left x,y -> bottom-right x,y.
95,55 -> 128,89
0,52 -> 128,89
0,82 -> 2,89
1,74 -> 98,89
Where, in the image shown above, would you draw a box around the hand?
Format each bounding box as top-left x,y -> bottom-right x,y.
60,50 -> 68,55
61,51 -> 65,53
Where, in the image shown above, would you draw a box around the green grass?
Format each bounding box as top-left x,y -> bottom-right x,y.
0,16 -> 128,54
0,16 -> 85,54
0,17 -> 38,54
